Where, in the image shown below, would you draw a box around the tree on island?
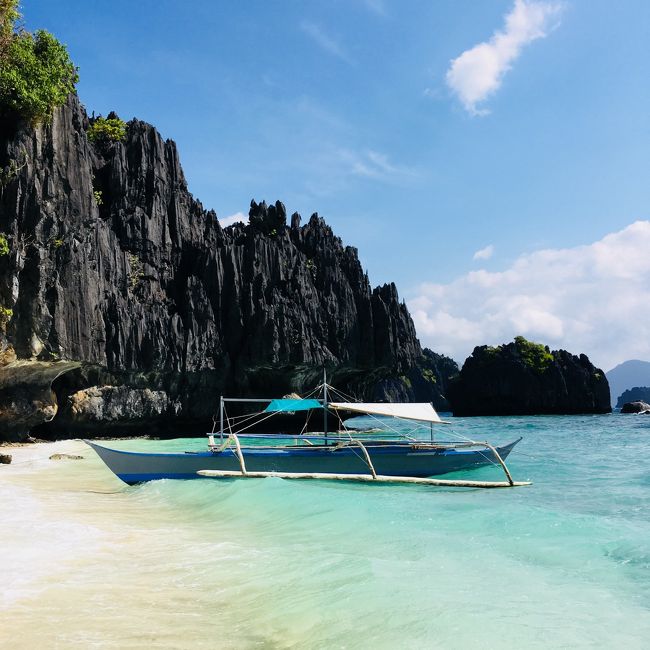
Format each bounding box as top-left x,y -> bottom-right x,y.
0,0 -> 78,125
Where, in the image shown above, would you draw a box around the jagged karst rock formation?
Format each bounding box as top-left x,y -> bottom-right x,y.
0,95 -> 452,439
448,337 -> 611,416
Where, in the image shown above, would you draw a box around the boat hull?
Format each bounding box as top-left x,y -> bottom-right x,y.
86,439 -> 522,485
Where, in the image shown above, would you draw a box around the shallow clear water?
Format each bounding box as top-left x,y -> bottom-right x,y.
2,414 -> 650,649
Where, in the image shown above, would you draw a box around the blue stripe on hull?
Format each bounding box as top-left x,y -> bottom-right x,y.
119,473 -> 206,484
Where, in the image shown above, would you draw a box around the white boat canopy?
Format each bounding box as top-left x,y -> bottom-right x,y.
328,402 -> 443,424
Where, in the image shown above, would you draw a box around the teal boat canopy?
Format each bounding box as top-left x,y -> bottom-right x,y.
264,399 -> 322,413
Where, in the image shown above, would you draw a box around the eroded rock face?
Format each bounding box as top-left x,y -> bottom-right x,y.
448,339 -> 611,416
0,360 -> 80,440
0,95 -> 433,438
62,385 -> 181,431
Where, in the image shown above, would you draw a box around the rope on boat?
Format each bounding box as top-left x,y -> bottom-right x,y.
351,439 -> 377,478
481,441 -> 515,486
215,383 -> 322,440
301,384 -> 323,399
223,409 -> 280,436
298,409 -> 313,441
325,384 -> 359,403
330,438 -> 378,478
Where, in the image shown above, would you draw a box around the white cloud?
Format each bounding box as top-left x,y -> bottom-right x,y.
446,0 -> 563,115
338,148 -> 418,183
219,212 -> 247,227
408,221 -> 650,371
300,21 -> 352,63
473,244 -> 495,260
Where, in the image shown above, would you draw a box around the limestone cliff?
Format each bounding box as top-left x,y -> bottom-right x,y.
0,95 -> 439,439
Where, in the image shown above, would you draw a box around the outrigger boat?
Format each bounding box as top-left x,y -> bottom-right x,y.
87,377 -> 529,489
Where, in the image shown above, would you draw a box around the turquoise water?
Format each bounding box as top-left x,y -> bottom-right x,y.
2,414 -> 650,648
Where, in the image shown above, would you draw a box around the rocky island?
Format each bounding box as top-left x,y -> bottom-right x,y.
448,336 -> 611,416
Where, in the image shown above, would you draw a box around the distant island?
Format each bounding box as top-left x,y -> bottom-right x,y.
448,336 -> 611,416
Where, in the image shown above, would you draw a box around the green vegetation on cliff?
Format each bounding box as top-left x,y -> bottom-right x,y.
0,232 -> 10,329
513,335 -> 554,373
0,0 -> 78,124
87,116 -> 127,144
475,336 -> 553,374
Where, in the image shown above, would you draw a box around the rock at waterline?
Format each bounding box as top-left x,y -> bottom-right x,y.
0,453 -> 12,464
615,387 -> 650,409
49,453 -> 84,460
620,401 -> 650,414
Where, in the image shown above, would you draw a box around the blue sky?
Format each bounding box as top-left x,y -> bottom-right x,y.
26,1 -> 650,369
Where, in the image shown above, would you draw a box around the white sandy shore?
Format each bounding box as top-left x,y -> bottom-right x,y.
1,438 -> 101,469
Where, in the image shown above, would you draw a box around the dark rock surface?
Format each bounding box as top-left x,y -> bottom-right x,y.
0,453 -> 11,464
620,401 -> 650,414
0,94 -> 437,440
407,348 -> 458,411
616,387 -> 650,410
448,337 -> 611,416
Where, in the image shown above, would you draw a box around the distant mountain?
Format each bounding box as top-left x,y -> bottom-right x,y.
606,360 -> 650,406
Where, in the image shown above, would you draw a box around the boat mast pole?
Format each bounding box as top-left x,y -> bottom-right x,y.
220,395 -> 224,441
323,367 -> 328,446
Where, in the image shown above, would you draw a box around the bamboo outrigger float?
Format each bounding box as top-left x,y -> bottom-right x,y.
198,469 -> 530,488
87,371 -> 530,489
